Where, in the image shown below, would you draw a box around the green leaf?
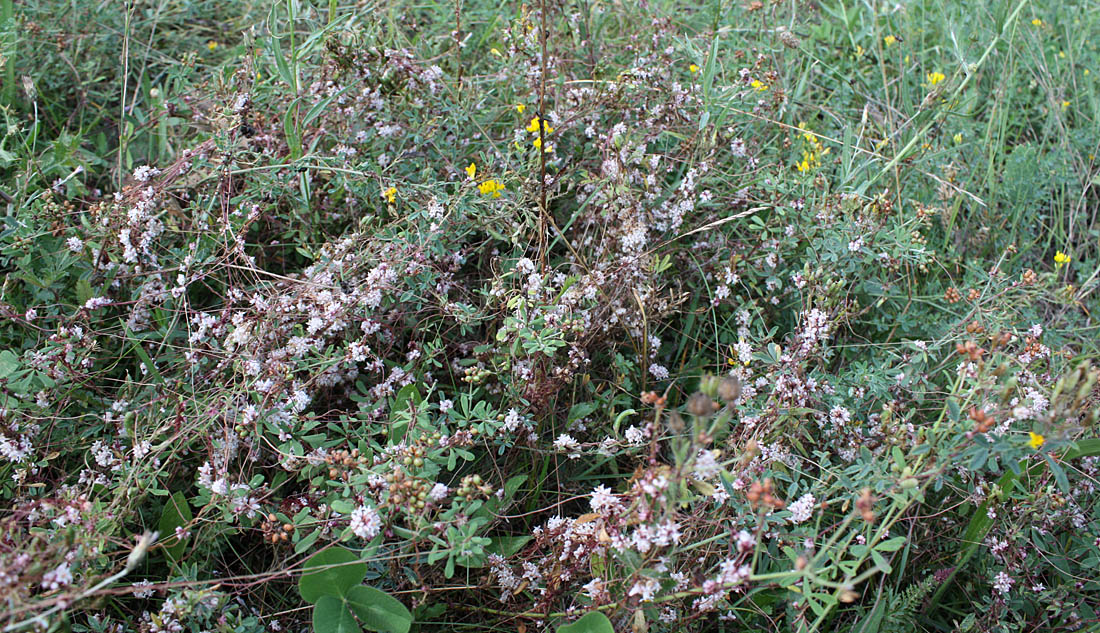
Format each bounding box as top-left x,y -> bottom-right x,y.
75,278 -> 94,307
344,585 -> 413,633
870,549 -> 891,572
1042,453 -> 1070,494
313,595 -> 361,633
487,535 -> 531,558
392,384 -> 421,412
299,547 -> 368,603
558,611 -> 614,633
330,500 -> 355,514
1064,438 -> 1100,460
850,597 -> 887,633
295,528 -> 321,554
0,350 -> 20,379
946,398 -> 960,421
876,536 -> 907,552
123,322 -> 164,384
157,492 -> 192,563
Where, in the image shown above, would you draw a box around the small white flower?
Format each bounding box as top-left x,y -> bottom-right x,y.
788,493 -> 815,524
131,579 -> 155,598
554,434 -> 580,456
993,571 -> 1014,595
41,563 -> 73,590
349,505 -> 382,540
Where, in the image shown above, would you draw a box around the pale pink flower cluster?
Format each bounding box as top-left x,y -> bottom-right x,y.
350,505 -> 382,540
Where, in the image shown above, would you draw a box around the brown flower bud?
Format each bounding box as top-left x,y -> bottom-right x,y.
777,26 -> 802,49
667,411 -> 686,434
687,392 -> 714,417
718,376 -> 742,402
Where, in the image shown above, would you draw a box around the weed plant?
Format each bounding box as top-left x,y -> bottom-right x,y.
0,0 -> 1098,632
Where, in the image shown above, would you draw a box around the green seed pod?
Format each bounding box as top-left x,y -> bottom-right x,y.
699,375 -> 719,398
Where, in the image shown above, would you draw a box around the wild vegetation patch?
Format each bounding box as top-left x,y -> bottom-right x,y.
1,0 -> 1098,631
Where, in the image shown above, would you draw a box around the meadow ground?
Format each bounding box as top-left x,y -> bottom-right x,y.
1,0 -> 1099,631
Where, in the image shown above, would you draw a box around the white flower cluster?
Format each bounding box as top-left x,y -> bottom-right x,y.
788,493 -> 816,524
349,505 -> 382,540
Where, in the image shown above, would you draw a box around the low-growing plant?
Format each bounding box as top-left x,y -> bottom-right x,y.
1,0 -> 1098,632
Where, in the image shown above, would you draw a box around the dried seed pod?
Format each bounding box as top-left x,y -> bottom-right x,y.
718,376 -> 742,402
666,410 -> 686,434
687,392 -> 714,417
776,26 -> 802,49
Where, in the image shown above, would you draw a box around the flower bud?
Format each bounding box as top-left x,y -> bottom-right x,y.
687,392 -> 714,417
718,376 -> 742,403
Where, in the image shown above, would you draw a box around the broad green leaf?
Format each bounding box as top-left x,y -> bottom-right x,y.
487,535 -> 532,558
558,611 -> 613,633
299,547 -> 367,603
345,585 -> 412,633
1065,439 -> 1100,460
313,595 -> 360,633
0,350 -> 19,379
157,492 -> 193,563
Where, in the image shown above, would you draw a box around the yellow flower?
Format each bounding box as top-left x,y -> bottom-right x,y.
490,48 -> 502,56
516,104 -> 525,113
1062,100 -> 1070,109
207,40 -> 218,51
1031,18 -> 1042,26
1058,50 -> 1066,59
926,71 -> 945,86
525,116 -> 553,135
750,79 -> 769,91
855,44 -> 865,57
1054,251 -> 1071,267
884,35 -> 897,47
953,133 -> 963,144
478,180 -> 505,198
799,123 -> 817,144
1028,432 -> 1045,449
531,137 -> 554,153
382,187 -> 396,203
689,64 -> 699,73
465,163 -> 476,180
